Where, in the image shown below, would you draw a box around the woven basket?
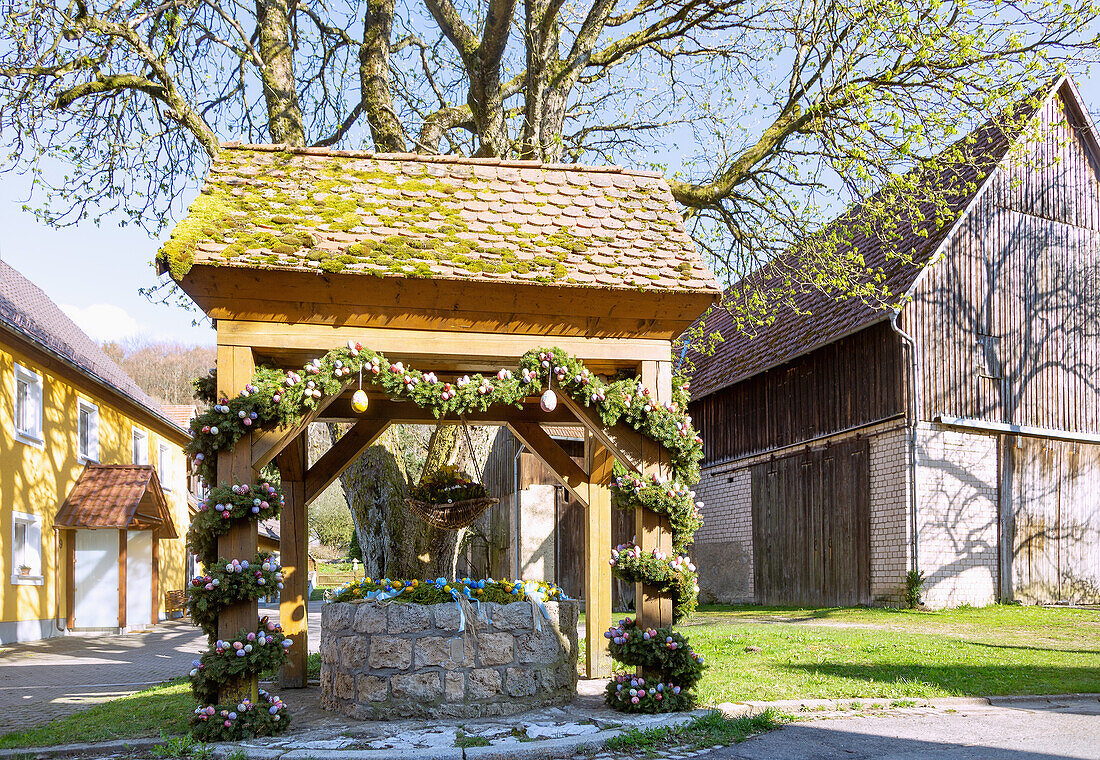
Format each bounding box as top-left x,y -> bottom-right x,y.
405,496 -> 499,530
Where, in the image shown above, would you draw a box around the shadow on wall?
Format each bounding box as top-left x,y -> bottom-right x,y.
694,540 -> 753,604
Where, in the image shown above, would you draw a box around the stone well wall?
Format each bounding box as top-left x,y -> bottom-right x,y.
319,599 -> 579,719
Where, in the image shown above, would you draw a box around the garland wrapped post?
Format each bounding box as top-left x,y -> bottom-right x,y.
185,341 -> 709,722
603,617 -> 705,712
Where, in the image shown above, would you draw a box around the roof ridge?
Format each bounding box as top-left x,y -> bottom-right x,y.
217,142 -> 667,179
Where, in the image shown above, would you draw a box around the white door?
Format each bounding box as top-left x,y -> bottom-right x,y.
74,530 -> 119,629
126,531 -> 153,628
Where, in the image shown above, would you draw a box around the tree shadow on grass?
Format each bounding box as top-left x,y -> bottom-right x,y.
967,641 -> 1100,656
781,663 -> 1100,700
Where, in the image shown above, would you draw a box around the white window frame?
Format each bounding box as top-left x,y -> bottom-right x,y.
132,427 -> 149,465
10,511 -> 44,585
77,399 -> 100,463
158,441 -> 172,491
13,363 -> 44,448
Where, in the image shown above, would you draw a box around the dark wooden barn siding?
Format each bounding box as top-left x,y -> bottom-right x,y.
691,321 -> 906,464
903,88 -> 1100,433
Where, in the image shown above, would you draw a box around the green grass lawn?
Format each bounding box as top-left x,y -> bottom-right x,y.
0,679 -> 192,749
2,605 -> 1095,749
681,605 -> 1100,704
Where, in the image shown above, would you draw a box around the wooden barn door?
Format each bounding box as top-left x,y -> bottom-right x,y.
1009,437 -> 1100,603
751,438 -> 871,606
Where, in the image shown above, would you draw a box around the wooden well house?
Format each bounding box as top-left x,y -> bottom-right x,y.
158,145 -> 720,684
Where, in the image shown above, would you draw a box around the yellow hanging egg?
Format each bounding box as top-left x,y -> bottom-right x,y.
352,389 -> 370,413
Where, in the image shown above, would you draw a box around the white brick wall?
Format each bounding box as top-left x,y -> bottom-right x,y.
915,423 -> 999,608
868,427 -> 911,604
693,465 -> 754,602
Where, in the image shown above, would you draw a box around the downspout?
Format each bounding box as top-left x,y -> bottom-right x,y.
512,442 -> 525,581
889,311 -> 921,580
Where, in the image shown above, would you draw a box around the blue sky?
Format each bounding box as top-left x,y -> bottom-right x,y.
2,74 -> 1098,349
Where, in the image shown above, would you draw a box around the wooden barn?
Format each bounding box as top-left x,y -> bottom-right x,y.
687,77 -> 1100,608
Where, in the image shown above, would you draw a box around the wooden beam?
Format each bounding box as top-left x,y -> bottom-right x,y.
555,392 -> 647,475
584,433 -> 615,679
277,433 -> 308,688
304,419 -> 390,504
219,321 -> 673,365
216,343 -> 259,654
318,398 -> 578,425
151,532 -> 160,626
636,360 -> 674,632
64,531 -> 74,630
118,529 -> 127,631
251,388 -> 346,471
507,422 -> 589,508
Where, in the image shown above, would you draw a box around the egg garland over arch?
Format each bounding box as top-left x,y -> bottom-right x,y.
186,342 -> 707,720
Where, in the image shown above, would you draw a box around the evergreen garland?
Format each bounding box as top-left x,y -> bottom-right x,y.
190,690 -> 290,742
602,617 -> 706,712
187,554 -> 285,639
186,483 -> 284,568
608,543 -> 699,622
189,617 -> 292,704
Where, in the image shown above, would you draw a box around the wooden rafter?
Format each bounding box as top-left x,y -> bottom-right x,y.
251,386 -> 349,471
304,418 -> 391,504
507,422 -> 590,508
555,392 -> 648,475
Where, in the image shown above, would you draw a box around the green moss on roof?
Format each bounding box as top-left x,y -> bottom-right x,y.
155,148 -> 712,290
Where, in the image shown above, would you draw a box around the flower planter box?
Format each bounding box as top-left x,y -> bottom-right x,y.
319,599 -> 579,720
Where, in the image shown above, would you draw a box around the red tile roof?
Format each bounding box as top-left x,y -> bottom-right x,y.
162,404 -> 197,429
686,90 -> 1048,401
0,261 -> 189,436
55,465 -> 178,538
159,146 -> 720,294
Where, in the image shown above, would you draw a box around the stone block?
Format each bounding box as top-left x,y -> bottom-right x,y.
517,629 -> 563,664
319,633 -> 339,664
369,636 -> 412,669
340,636 -> 369,668
354,603 -> 387,634
322,602 -> 354,632
356,674 -> 388,702
391,671 -> 442,701
499,601 -> 535,629
432,604 -> 461,631
504,667 -> 537,697
333,670 -> 356,700
467,668 -> 502,699
477,633 -> 515,666
415,636 -> 472,668
445,671 -> 465,702
387,602 -> 431,633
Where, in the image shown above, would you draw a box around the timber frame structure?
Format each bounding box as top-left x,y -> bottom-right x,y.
160,146 -> 721,688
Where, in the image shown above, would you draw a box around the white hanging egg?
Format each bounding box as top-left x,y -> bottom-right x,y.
540,389 -> 558,412
352,389 -> 370,413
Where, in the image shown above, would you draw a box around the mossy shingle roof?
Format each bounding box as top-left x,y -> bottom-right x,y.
159,145 -> 720,293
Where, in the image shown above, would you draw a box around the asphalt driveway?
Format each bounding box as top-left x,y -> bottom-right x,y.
702,696 -> 1100,760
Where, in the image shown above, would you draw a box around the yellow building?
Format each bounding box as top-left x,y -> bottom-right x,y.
0,260 -> 192,644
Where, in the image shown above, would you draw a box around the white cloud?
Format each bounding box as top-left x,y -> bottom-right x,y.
61,303 -> 141,344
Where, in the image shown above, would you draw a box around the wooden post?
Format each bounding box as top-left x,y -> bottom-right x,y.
584,432 -> 614,679
277,432 -> 308,688
118,529 -> 127,631
636,360 -> 674,631
64,531 -> 75,630
151,532 -> 160,626
216,342 -> 257,700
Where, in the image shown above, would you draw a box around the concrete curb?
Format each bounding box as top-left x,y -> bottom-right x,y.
3,695 -> 1097,760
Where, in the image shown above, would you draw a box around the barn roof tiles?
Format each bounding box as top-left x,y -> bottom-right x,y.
687,90 -> 1048,401
157,145 -> 720,295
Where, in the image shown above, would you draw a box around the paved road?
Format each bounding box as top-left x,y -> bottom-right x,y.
701,697 -> 1100,760
0,606 -> 321,735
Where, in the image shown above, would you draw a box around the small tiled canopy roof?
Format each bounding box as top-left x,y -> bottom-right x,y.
686,87 -> 1049,400
157,145 -> 720,294
55,465 -> 178,538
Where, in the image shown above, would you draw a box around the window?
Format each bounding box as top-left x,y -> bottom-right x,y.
132,427 -> 148,465
13,364 -> 43,447
158,442 -> 172,490
10,512 -> 43,585
77,400 -> 99,463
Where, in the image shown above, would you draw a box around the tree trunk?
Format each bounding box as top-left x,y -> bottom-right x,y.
361,0 -> 405,152
256,0 -> 306,145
